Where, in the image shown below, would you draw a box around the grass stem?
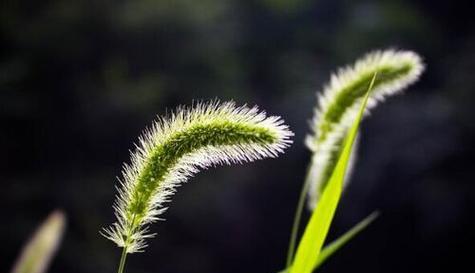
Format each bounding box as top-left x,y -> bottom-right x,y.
285,169 -> 312,268
117,247 -> 128,273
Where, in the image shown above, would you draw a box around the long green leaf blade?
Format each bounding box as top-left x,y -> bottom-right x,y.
278,212 -> 378,273
289,73 -> 376,273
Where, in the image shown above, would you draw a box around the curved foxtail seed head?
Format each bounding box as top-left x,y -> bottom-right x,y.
306,49 -> 424,209
102,101 -> 293,253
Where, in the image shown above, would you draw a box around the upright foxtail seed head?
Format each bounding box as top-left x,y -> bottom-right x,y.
306,49 -> 424,209
11,210 -> 66,273
102,100 -> 293,253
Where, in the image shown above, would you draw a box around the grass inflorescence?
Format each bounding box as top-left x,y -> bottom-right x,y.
286,49 -> 424,270
102,101 -> 293,256
305,49 -> 424,209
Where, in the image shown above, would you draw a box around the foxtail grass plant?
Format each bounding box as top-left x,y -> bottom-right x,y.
102,101 -> 293,273
305,49 -> 424,209
99,48 -> 424,273
11,210 -> 66,273
285,49 -> 424,269
289,72 -> 376,273
7,49 -> 425,273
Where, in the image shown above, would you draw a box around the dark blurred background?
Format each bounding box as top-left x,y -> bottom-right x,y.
1,0 -> 474,272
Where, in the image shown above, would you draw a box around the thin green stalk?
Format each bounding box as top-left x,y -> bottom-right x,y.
117,210 -> 138,273
285,166 -> 312,267
117,247 -> 127,273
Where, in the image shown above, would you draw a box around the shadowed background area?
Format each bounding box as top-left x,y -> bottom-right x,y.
1,0 -> 474,272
